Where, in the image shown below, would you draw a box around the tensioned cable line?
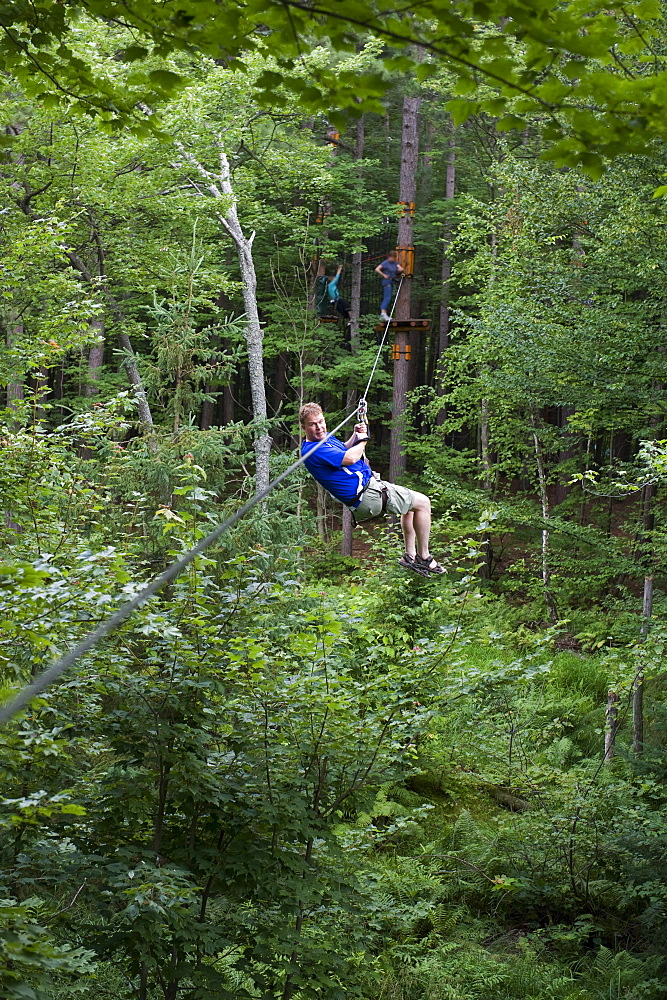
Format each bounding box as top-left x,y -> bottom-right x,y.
356,274 -> 404,424
0,275 -> 406,727
0,408 -> 361,728
362,274 -> 403,403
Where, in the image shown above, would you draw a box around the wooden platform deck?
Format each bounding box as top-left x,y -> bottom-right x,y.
374,318 -> 431,333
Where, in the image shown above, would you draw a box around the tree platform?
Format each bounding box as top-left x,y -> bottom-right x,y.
374,319 -> 431,333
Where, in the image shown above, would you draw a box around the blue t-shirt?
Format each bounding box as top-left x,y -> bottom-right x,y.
379,258 -> 399,282
302,436 -> 372,506
327,273 -> 340,301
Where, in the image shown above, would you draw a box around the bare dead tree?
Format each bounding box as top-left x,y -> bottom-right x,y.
604,689 -> 619,763
531,414 -> 558,625
177,141 -> 271,492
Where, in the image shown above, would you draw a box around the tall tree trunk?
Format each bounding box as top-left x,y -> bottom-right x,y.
316,483 -> 327,542
273,352 -> 287,415
219,157 -> 271,492
341,117 -> 366,557
604,689 -> 619,763
438,124 -> 456,366
390,93 -> 420,483
271,352 -> 288,448
222,383 -> 234,424
182,143 -> 271,492
5,314 -> 24,417
200,388 -> 215,430
67,250 -> 155,438
115,329 -> 155,435
554,405 -> 575,505
86,316 -> 105,396
480,398 -> 493,494
349,115 -> 365,350
139,965 -> 149,1000
531,415 -> 558,625
634,482 -> 656,754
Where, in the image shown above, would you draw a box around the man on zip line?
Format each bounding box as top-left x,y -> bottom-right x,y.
300,402 -> 445,576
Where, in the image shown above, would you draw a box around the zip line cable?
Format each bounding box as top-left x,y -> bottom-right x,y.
357,274 -> 404,422
0,409 -> 361,728
0,274 -> 405,727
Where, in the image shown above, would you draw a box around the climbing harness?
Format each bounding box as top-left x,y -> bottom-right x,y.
0,276 -> 407,728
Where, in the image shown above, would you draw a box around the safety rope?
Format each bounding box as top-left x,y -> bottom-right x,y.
0,409 -> 360,727
357,274 -> 404,423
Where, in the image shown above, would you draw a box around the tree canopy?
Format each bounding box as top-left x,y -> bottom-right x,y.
3,0 -> 667,171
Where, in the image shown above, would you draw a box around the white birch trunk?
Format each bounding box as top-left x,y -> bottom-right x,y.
531,417 -> 558,625
634,482 -> 656,754
179,142 -> 270,493
604,689 -> 619,763
218,151 -> 271,492
116,330 -> 155,433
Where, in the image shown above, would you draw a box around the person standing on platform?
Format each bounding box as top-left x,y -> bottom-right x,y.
375,250 -> 404,322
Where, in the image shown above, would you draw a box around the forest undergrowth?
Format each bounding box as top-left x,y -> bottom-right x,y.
2,421 -> 667,1000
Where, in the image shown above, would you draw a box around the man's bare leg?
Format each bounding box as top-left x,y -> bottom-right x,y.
401,510 -> 416,558
401,491 -> 431,559
411,492 -> 432,558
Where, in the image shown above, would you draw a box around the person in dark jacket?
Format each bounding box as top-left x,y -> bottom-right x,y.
327,264 -> 350,320
375,251 -> 404,321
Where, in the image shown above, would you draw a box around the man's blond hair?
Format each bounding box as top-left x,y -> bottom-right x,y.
299,402 -> 323,427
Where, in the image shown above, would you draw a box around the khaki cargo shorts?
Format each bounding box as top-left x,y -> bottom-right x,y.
352,477 -> 414,524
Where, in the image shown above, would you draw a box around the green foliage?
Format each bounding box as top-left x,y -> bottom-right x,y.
144,229 -> 243,433
4,11 -> 667,1000
0,217 -> 99,385
0,897 -> 95,1000
4,1 -> 667,171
